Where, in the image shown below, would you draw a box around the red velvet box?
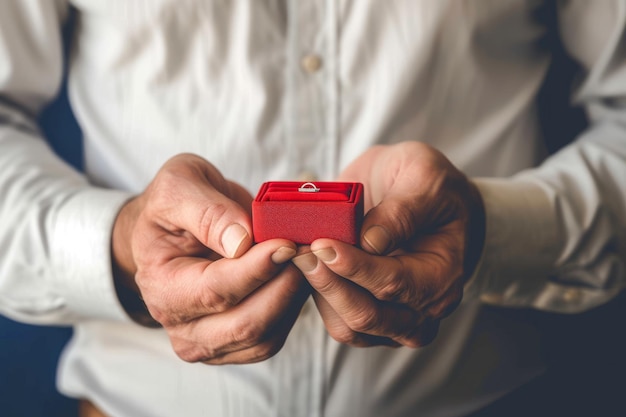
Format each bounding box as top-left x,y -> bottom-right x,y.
252,181 -> 364,244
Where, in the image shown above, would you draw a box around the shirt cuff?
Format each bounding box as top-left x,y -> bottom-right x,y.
467,177 -> 561,305
50,187 -> 134,322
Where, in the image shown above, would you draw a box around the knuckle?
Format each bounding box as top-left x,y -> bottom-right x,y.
174,347 -> 202,363
427,286 -> 463,319
415,258 -> 450,302
346,309 -> 380,334
426,253 -> 450,279
137,292 -> 171,327
149,171 -> 181,207
443,245 -> 465,279
199,201 -> 229,241
427,303 -> 449,320
248,340 -> 285,362
230,318 -> 264,347
312,274 -> 341,294
134,268 -> 153,291
375,276 -> 410,303
199,289 -> 236,314
335,260 -> 365,282
437,287 -> 464,318
141,288 -> 184,327
329,326 -> 362,346
147,306 -> 170,326
171,337 -> 212,363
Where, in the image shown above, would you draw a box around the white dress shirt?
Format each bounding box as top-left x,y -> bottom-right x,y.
1,1 -> 625,416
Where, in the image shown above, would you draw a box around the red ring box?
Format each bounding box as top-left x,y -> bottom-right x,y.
252,181 -> 364,244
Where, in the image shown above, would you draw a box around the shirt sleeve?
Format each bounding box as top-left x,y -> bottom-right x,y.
468,0 -> 626,313
0,0 -> 132,324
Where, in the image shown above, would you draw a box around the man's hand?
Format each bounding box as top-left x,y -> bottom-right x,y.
292,142 -> 485,348
112,154 -> 310,364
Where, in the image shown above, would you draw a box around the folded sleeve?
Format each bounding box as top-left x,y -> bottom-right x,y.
0,0 -> 132,324
468,0 -> 626,313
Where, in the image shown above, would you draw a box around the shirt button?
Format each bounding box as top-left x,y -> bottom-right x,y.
480,292 -> 504,304
562,288 -> 583,303
297,171 -> 319,182
301,54 -> 322,73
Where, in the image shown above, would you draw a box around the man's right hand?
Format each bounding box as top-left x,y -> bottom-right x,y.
112,154 -> 309,365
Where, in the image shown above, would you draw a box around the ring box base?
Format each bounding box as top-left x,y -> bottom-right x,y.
252,181 -> 364,245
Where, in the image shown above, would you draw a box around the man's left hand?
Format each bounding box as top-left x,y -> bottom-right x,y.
292,142 -> 485,348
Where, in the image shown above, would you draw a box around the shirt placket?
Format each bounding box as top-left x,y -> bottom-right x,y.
279,1 -> 338,417
285,0 -> 339,182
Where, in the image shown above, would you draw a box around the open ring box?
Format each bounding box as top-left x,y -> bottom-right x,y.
252,181 -> 364,244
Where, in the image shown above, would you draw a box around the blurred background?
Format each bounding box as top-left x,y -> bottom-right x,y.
0,9 -> 81,417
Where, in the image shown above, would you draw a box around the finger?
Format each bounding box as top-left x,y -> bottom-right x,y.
342,143 -> 464,256
359,193 -> 432,255
313,281 -> 437,348
311,238 -> 462,315
138,239 -> 298,325
169,264 -> 310,364
311,292 -> 400,348
200,295 -> 307,365
292,251 -> 421,345
148,154 -> 254,258
309,239 -> 421,306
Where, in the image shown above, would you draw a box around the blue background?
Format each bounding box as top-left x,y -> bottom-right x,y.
0,10 -> 81,417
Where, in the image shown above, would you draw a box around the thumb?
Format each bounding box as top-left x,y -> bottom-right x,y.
182,182 -> 253,260
150,154 -> 254,259
360,194 -> 428,255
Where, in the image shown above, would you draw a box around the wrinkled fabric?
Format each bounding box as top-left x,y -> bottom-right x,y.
1,1 -> 625,416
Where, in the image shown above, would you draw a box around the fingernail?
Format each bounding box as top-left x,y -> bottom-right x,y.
221,224 -> 250,258
292,252 -> 318,273
313,248 -> 336,263
271,246 -> 297,264
362,225 -> 392,255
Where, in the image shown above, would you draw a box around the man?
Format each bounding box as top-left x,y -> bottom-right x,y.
1,1 -> 625,416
